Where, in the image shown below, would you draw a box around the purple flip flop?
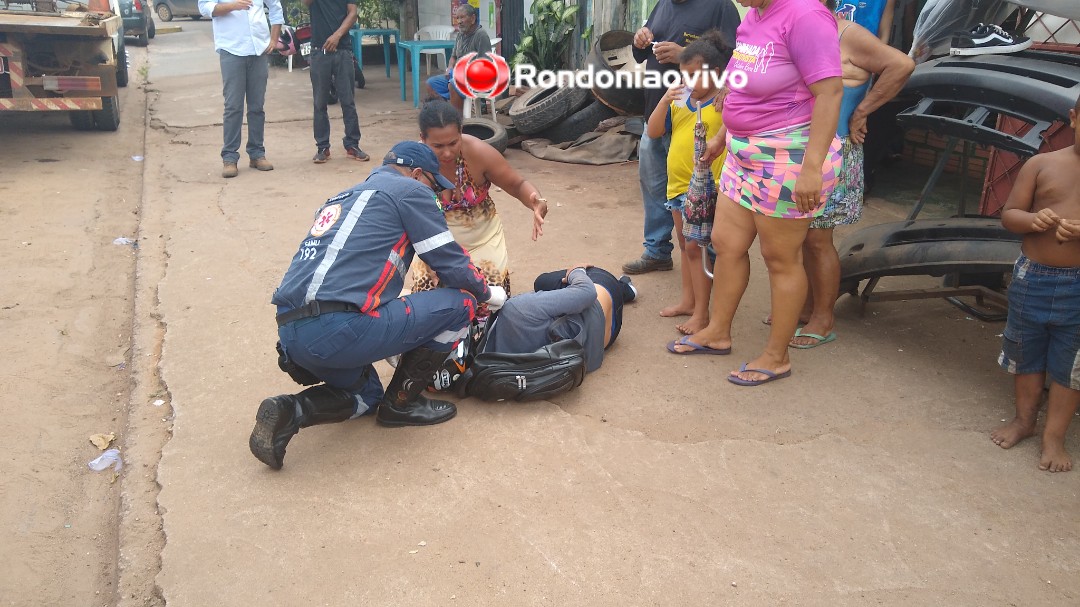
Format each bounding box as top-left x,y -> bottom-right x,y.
727,363 -> 792,386
666,336 -> 731,356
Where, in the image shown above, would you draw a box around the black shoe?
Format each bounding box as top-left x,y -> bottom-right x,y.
248,385 -> 356,469
376,346 -> 458,428
618,274 -> 638,302
376,393 -> 457,427
622,255 -> 673,275
249,395 -> 298,470
950,23 -> 1031,56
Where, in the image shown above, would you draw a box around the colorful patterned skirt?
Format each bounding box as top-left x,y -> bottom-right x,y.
719,123 -> 843,220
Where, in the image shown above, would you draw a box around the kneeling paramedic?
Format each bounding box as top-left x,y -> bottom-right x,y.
250,141 -> 507,470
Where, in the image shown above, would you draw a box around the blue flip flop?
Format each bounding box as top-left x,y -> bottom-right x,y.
727,363 -> 792,386
666,336 -> 731,355
788,328 -> 837,349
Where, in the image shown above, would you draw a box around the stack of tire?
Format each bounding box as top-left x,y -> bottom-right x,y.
506,30 -> 646,146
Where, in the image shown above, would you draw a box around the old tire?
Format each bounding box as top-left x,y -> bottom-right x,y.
94,96 -> 121,132
156,3 -> 173,21
585,30 -> 646,116
70,111 -> 96,131
463,118 -> 508,154
539,100 -> 618,144
508,83 -> 591,135
137,28 -> 148,46
148,18 -> 156,39
116,39 -> 129,87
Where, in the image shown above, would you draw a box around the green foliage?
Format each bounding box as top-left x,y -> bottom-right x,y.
356,0 -> 400,28
511,0 -> 581,71
280,0 -> 399,29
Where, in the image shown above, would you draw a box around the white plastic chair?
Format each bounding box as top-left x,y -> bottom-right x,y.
464,37 -> 502,119
415,25 -> 456,74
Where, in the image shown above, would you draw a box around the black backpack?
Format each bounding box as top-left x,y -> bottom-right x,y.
452,312 -> 587,402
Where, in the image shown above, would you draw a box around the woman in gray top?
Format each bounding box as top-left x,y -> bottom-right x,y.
483,266 -> 637,373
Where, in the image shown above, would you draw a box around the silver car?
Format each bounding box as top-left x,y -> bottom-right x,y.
154,0 -> 202,21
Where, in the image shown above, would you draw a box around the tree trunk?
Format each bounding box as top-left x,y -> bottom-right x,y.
401,0 -> 418,40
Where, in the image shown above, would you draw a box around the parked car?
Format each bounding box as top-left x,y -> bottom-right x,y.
119,0 -> 155,45
155,0 -> 201,21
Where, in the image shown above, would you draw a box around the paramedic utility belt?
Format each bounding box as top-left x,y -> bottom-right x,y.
276,301 -> 362,327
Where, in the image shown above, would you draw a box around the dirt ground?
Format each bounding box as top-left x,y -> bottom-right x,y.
1,19 -> 1078,607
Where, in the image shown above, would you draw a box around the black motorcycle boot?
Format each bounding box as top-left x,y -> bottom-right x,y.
249,385 -> 356,469
376,347 -> 458,427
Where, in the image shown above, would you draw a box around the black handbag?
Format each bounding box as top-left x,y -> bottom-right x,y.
453,312 -> 587,402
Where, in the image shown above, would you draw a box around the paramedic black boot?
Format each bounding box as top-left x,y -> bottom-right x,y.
249,385 -> 356,470
376,347 -> 457,427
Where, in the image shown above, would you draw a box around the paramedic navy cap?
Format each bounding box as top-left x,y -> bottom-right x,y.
383,142 -> 455,191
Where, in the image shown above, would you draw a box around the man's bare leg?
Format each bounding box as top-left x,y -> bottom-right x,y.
791,227 -> 840,346
991,372 -> 1044,448
1039,381 -> 1079,472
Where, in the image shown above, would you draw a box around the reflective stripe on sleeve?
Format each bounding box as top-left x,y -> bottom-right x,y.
413,231 -> 455,254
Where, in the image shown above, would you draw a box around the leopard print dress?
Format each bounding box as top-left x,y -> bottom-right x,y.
411,156 -> 512,316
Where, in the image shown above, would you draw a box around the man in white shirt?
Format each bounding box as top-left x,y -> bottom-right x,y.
198,0 -> 284,178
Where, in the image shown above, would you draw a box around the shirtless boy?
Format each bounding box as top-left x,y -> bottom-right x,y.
991,93 -> 1080,472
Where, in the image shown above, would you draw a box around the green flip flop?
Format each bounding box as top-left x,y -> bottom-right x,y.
788,328 -> 837,349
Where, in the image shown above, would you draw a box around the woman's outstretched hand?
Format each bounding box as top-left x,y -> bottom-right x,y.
530,192 -> 548,240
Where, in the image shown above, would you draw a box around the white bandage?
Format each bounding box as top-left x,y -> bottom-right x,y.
486,285 -> 507,311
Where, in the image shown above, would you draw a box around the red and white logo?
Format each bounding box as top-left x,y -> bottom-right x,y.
310,203 -> 341,237
452,52 -> 510,99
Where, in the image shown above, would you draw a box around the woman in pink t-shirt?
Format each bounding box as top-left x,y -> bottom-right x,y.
670,0 -> 842,387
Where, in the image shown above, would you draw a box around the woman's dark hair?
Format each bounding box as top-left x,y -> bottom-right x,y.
419,98 -> 463,137
825,0 -> 838,11
680,29 -> 734,70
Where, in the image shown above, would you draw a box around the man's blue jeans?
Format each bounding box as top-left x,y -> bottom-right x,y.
276,289 -> 476,414
218,51 -> 268,163
639,131 -> 673,261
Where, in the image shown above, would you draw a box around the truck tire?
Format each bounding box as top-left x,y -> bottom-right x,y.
70,111 -> 96,131
157,3 -> 173,21
117,40 -> 130,87
508,83 -> 591,135
539,100 -> 618,144
462,118 -> 508,154
93,96 -> 121,132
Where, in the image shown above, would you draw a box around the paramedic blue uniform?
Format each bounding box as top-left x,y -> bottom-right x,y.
273,165 -> 490,413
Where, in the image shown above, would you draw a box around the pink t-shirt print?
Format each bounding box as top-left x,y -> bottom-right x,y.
722,0 -> 841,138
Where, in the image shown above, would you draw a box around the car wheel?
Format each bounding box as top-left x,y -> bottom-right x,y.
137,29 -> 148,46
508,82 -> 591,135
156,4 -> 173,21
93,96 -> 121,132
70,111 -> 96,131
190,14 -> 201,20
148,17 -> 156,39
116,39 -> 129,87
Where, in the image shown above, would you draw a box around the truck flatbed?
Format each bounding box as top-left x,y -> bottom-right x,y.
0,10 -> 119,36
